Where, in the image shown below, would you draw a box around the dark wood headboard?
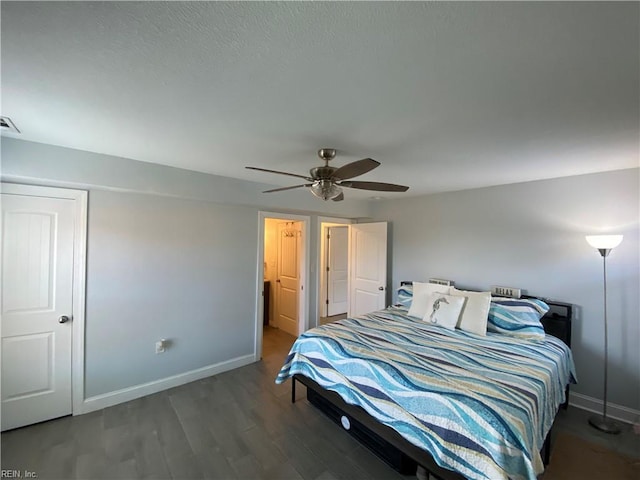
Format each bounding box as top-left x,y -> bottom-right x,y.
399,281 -> 573,348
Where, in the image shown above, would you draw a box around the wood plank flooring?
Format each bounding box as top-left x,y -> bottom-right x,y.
1,327 -> 410,480
2,326 -> 638,479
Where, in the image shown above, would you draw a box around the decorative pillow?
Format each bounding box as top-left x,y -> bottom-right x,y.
449,288 -> 491,336
488,297 -> 550,340
407,282 -> 451,319
422,293 -> 465,330
395,284 -> 414,310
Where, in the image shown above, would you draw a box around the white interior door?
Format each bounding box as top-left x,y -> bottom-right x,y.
349,222 -> 388,317
1,193 -> 75,430
276,222 -> 300,336
327,226 -> 348,316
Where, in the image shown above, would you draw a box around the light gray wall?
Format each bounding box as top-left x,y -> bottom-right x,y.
0,138 -> 372,218
371,169 -> 640,410
85,190 -> 257,396
1,138 -> 366,398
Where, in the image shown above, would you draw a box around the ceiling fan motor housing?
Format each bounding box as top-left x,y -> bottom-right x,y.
310,166 -> 337,180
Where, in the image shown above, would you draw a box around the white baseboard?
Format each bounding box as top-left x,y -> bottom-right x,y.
76,359 -> 640,425
569,391 -> 640,425
77,354 -> 255,414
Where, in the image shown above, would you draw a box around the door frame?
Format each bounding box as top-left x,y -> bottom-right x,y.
1,183 -> 87,417
255,211 -> 310,360
317,217 -> 352,320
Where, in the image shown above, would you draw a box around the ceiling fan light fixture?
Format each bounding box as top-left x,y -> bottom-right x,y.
310,180 -> 342,201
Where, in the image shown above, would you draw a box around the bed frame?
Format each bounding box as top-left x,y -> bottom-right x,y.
290,282 -> 573,480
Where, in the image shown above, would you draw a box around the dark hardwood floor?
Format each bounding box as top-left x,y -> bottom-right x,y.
2,326 -> 638,479
1,327 -> 410,480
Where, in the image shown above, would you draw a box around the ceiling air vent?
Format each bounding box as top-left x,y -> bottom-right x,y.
0,116 -> 21,134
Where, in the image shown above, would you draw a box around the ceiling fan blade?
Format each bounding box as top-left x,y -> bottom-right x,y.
340,181 -> 409,192
262,184 -> 311,193
246,166 -> 312,181
332,158 -> 380,180
331,191 -> 344,202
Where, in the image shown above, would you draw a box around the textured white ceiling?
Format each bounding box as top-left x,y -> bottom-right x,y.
1,2 -> 638,198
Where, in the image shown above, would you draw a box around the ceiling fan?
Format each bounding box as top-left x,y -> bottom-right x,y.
246,149 -> 409,201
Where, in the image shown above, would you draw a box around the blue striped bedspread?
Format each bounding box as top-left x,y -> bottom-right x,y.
276,307 -> 576,480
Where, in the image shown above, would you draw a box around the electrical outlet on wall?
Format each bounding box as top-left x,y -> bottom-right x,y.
491,286 -> 522,298
155,339 -> 166,354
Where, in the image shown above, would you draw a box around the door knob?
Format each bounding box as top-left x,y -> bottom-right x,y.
58,315 -> 70,324
378,286 -> 384,291
276,279 -> 281,283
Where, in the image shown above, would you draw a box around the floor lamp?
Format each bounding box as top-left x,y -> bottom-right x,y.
585,234 -> 623,434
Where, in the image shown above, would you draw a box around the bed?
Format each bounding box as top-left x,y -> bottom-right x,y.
275,282 -> 576,480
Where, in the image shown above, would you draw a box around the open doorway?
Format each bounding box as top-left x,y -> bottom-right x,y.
255,212 -> 310,361
264,218 -> 302,336
318,217 -> 352,325
317,219 -> 389,325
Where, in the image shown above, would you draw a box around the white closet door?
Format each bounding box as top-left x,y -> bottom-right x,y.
2,193 -> 74,431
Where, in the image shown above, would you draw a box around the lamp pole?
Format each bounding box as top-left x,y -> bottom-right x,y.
586,236 -> 622,434
601,252 -> 609,422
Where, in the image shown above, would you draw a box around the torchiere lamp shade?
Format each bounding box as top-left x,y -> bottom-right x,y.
586,235 -> 623,251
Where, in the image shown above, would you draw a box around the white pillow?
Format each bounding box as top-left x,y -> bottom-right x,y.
449,288 -> 491,336
407,282 -> 451,319
422,293 -> 465,330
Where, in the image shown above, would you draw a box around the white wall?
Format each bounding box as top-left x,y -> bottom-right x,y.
371,168 -> 640,411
